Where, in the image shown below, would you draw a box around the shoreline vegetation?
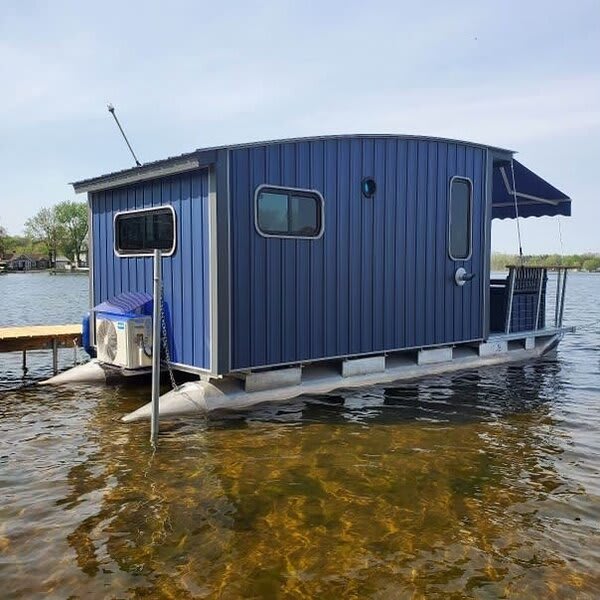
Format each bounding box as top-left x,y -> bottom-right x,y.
491,253 -> 600,272
0,201 -> 88,268
2,210 -> 599,274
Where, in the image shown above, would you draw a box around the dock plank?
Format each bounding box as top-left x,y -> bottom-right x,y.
0,324 -> 82,352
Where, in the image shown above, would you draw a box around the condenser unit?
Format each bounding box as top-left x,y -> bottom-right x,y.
92,292 -> 154,370
95,314 -> 152,369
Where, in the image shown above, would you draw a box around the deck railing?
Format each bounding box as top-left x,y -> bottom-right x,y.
490,266 -> 571,335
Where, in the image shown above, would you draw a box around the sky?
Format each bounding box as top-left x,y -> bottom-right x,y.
1,0 -> 599,253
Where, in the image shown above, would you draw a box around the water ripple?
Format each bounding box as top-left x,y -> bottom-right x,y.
1,273 -> 600,597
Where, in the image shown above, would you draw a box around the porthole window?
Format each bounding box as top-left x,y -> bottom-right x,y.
255,186 -> 324,238
361,177 -> 377,198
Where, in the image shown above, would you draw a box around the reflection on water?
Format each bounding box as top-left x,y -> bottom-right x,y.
1,274 -> 600,598
2,363 -> 600,598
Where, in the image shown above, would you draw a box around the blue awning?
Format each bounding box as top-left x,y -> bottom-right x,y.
492,160 -> 571,219
93,291 -> 153,317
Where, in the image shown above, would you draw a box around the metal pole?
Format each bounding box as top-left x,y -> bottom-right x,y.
510,160 -> 524,260
505,267 -> 516,334
107,104 -> 142,167
554,269 -> 562,327
52,339 -> 58,375
559,269 -> 568,327
150,249 -> 162,446
534,268 -> 545,331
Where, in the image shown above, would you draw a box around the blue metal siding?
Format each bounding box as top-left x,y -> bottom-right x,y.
229,137 -> 487,371
91,170 -> 211,370
229,136 -> 487,371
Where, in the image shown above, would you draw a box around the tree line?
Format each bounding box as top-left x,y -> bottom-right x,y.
0,201 -> 88,267
491,252 -> 600,272
2,210 -> 599,273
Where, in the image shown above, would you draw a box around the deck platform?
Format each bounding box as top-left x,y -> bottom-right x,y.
122,327 -> 573,422
0,324 -> 82,375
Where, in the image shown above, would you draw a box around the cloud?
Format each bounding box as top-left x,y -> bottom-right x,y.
0,0 -> 598,252
283,75 -> 600,148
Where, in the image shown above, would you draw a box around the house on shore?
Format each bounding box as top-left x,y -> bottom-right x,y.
2,253 -> 51,271
54,255 -> 73,271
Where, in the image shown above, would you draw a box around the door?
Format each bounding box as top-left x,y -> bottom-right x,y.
444,173 -> 485,344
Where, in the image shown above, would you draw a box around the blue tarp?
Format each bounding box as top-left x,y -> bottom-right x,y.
492,160 -> 571,219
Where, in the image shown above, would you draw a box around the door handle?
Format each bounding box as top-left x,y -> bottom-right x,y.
455,267 -> 476,286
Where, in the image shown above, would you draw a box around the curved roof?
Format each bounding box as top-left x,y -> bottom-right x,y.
193,133 -> 512,154
72,133 -> 513,193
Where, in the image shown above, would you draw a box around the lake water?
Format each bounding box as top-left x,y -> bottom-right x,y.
1,272 -> 599,598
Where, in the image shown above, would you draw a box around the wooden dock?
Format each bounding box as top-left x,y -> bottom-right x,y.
0,324 -> 82,375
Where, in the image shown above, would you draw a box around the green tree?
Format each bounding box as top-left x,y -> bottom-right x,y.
582,258 -> 600,272
55,201 -> 88,266
0,223 -> 6,256
562,255 -> 580,268
24,207 -> 63,266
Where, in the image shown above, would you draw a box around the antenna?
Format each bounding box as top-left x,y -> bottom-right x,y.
107,103 -> 142,167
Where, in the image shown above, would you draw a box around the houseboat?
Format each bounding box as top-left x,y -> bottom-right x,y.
47,135 -> 573,421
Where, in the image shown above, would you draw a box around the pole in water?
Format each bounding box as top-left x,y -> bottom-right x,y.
150,249 -> 162,446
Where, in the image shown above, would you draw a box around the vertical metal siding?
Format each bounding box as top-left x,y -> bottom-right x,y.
229,137 -> 487,371
91,170 -> 211,370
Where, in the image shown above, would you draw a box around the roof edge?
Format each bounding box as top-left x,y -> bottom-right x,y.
192,133 -> 514,155
72,154 -> 205,194
72,133 -> 514,194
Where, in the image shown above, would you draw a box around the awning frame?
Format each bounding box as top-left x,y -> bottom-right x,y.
491,158 -> 571,220
499,164 -> 561,206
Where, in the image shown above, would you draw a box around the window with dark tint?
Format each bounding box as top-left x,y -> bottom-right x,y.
115,207 -> 175,255
449,178 -> 472,260
361,177 -> 377,198
256,187 -> 322,237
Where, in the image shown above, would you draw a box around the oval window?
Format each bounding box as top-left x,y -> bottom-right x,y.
361,177 -> 377,198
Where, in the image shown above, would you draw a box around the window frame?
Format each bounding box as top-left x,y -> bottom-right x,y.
254,184 -> 325,239
447,176 -> 473,261
113,205 -> 177,258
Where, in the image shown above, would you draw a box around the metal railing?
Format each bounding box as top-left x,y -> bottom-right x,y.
503,265 -> 571,334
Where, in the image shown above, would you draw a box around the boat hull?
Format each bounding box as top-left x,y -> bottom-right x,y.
122,332 -> 566,423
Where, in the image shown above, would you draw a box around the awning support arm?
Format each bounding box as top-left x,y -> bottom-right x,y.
510,159 -> 524,261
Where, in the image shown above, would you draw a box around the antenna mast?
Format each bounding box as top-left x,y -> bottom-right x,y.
107,103 -> 142,167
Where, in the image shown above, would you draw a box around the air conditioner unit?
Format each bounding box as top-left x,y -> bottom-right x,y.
96,314 -> 152,370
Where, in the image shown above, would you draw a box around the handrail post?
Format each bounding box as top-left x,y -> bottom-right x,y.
559,268 -> 568,327
150,249 -> 162,446
554,269 -> 562,327
505,267 -> 516,334
534,267 -> 545,331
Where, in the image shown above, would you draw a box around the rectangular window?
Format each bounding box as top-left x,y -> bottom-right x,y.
115,207 -> 176,256
449,177 -> 472,260
256,186 -> 323,238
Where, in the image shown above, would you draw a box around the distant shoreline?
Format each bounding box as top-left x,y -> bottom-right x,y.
491,252 -> 600,273
0,269 -> 89,275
